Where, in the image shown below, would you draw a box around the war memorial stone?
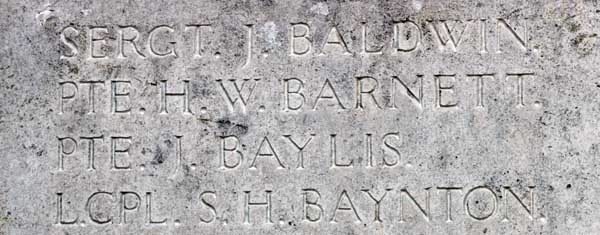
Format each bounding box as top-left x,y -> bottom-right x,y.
2,0 -> 600,234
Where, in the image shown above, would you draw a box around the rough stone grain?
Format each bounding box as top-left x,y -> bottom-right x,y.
1,0 -> 600,234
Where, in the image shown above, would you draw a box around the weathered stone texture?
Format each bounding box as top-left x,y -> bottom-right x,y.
1,0 -> 600,234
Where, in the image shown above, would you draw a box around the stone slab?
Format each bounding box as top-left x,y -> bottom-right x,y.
1,0 -> 599,234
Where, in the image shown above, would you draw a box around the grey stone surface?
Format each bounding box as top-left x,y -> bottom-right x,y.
2,0 -> 600,234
